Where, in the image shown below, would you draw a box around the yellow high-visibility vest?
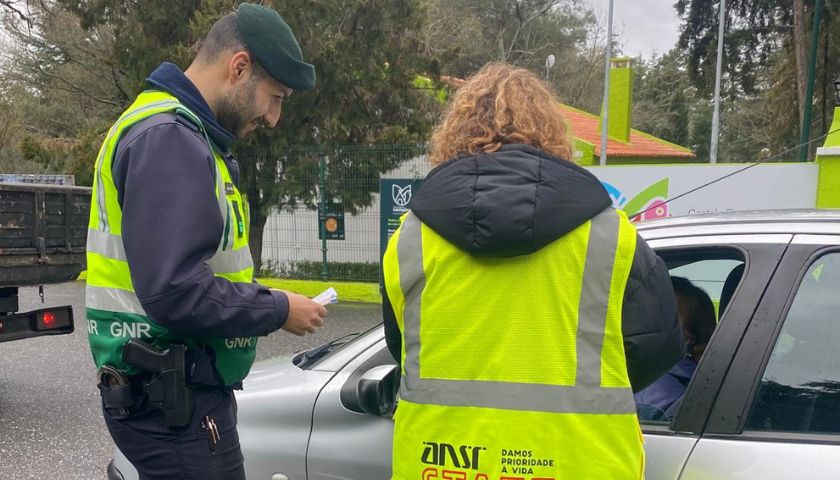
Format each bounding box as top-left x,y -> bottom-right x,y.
86,90 -> 256,386
383,208 -> 644,480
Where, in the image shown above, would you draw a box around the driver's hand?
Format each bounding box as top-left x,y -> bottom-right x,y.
281,291 -> 328,336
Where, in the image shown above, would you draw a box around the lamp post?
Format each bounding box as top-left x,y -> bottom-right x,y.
709,0 -> 726,164
599,0 -> 614,166
800,0 -> 825,161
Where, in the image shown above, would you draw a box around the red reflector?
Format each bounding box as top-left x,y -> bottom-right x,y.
42,311 -> 56,327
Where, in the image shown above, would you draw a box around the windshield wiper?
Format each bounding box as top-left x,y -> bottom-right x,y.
294,332 -> 361,367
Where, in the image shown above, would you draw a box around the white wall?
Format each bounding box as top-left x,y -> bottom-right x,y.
261,162 -> 819,267
261,155 -> 431,267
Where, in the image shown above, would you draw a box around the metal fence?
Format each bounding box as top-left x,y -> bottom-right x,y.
253,144 -> 431,283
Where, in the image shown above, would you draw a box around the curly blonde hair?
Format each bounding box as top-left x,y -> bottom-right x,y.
428,63 -> 573,165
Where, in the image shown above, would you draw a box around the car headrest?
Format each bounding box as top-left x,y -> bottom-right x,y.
719,263 -> 745,318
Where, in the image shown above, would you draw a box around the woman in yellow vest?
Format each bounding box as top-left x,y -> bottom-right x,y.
382,63 -> 684,480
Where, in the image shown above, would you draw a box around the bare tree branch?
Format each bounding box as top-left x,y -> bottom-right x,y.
33,65 -> 121,107
569,23 -> 603,106
0,0 -> 31,26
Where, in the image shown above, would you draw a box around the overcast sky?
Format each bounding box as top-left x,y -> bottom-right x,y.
586,0 -> 682,59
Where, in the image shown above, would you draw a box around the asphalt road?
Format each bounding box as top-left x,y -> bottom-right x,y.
0,281 -> 381,480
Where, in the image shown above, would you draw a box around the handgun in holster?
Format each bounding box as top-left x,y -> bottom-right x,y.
122,339 -> 193,428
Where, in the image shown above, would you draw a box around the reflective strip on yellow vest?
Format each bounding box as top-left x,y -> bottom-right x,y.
384,209 -> 645,480
86,90 -> 256,386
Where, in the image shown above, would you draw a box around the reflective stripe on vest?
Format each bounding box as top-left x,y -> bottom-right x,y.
94,99 -> 182,233
396,210 -> 635,415
86,91 -> 255,386
87,229 -> 127,261
87,284 -> 146,316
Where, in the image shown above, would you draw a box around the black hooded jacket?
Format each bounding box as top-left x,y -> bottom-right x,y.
383,144 -> 685,392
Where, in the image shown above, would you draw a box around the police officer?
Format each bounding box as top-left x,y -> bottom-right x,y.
382,64 -> 684,479
86,4 -> 325,479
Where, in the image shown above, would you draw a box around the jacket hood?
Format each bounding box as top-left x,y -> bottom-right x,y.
410,144 -> 612,258
146,62 -> 236,152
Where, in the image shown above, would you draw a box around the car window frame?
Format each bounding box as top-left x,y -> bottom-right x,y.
642,234 -> 791,435
704,235 -> 840,442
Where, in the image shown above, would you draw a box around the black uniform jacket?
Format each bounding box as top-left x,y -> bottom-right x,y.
110,62 -> 289,341
383,144 -> 685,392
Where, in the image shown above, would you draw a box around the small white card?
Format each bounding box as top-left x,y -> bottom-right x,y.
312,287 -> 338,306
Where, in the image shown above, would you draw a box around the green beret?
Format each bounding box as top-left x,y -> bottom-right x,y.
236,3 -> 316,91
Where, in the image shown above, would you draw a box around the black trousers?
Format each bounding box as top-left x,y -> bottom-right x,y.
103,386 -> 246,480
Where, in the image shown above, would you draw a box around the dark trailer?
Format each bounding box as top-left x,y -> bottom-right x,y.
0,181 -> 90,342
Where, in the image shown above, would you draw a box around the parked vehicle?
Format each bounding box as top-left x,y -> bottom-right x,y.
110,209 -> 840,480
0,181 -> 89,343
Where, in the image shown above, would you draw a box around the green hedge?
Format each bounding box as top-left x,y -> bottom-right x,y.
261,260 -> 380,283
256,278 -> 380,303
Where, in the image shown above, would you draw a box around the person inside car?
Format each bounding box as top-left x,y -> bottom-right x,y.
635,276 -> 717,421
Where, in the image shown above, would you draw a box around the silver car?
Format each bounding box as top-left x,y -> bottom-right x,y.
110,209 -> 840,479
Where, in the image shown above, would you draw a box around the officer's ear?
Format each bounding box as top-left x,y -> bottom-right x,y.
227,51 -> 253,84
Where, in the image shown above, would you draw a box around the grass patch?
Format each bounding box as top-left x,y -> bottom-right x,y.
256,278 -> 381,304
76,271 -> 380,304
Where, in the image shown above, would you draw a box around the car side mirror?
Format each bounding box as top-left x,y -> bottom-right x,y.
356,364 -> 400,417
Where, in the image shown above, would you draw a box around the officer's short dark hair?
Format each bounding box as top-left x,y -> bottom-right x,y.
195,13 -> 268,79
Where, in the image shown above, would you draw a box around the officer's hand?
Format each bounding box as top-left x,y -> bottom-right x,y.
282,291 -> 328,336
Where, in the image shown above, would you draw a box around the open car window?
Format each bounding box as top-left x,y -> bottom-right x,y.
635,247 -> 745,426
669,259 -> 744,318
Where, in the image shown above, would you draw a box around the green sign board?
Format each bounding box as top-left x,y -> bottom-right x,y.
318,212 -> 344,240
379,179 -> 423,260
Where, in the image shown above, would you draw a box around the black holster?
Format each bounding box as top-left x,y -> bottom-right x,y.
122,339 -> 193,428
141,369 -> 193,428
98,366 -> 135,414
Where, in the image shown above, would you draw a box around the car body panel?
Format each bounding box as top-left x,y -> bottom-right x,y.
642,431 -> 698,480
307,338 -> 394,480
679,436 -> 840,479
237,357 -> 336,480
636,209 -> 840,236
110,450 -> 132,479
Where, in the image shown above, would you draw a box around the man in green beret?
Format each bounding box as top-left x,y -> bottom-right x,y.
87,4 -> 323,479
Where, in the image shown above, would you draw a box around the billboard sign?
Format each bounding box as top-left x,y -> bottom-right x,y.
590,163 -> 818,220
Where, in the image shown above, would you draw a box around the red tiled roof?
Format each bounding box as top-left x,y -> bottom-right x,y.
560,105 -> 695,159
436,75 -> 694,159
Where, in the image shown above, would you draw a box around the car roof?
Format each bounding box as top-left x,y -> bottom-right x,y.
636,209 -> 840,239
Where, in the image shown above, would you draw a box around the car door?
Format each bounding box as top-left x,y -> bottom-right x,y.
641,234 -> 790,480
306,334 -> 396,480
679,234 -> 840,479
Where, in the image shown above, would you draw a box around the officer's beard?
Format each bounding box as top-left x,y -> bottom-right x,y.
217,76 -> 259,138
